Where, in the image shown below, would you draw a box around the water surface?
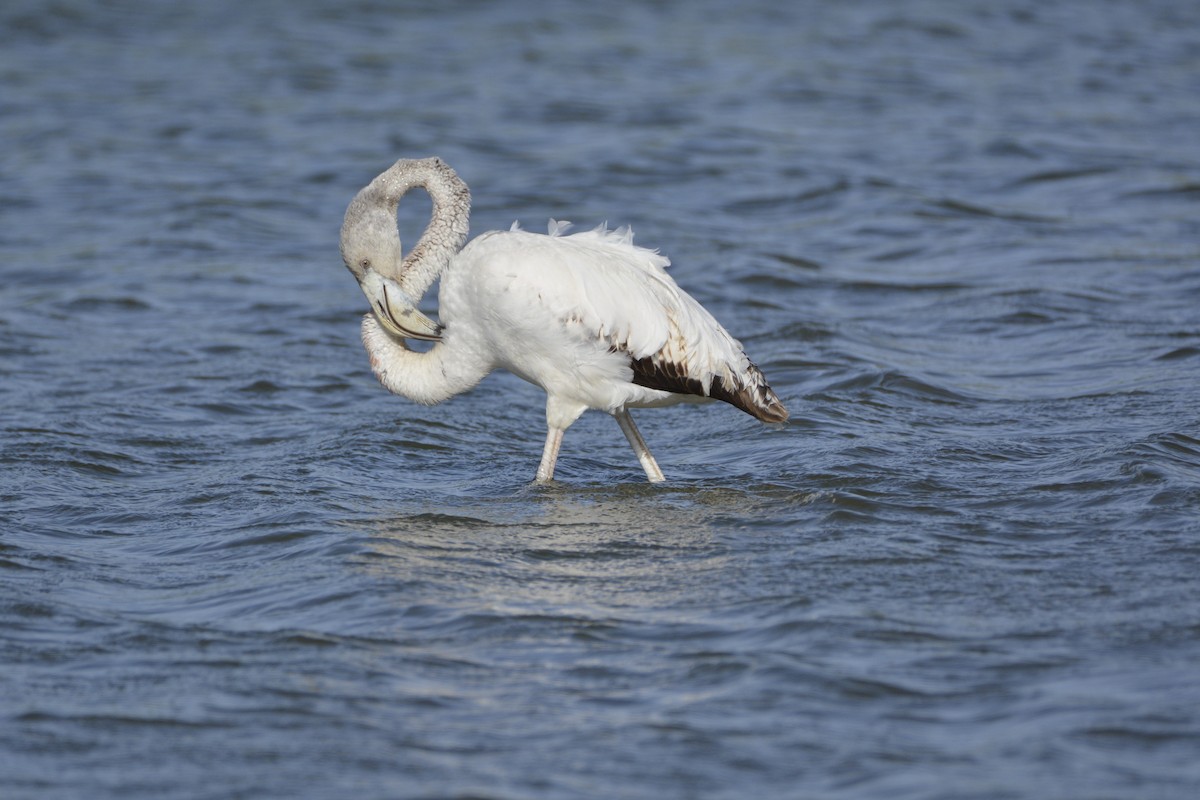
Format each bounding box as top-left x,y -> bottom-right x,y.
3,1 -> 1200,798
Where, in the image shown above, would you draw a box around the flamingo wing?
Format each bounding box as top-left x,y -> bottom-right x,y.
476,221 -> 787,423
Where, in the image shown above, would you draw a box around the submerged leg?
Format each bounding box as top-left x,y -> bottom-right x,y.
613,408 -> 665,483
535,426 -> 564,483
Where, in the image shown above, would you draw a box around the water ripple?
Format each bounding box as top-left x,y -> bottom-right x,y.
4,1 -> 1200,798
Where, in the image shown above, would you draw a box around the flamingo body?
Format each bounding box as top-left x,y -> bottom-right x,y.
343,157 -> 786,483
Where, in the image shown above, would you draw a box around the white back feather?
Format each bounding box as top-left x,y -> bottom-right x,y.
472,223 -> 750,394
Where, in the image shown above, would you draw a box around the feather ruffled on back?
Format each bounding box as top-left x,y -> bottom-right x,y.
482,221 -> 786,422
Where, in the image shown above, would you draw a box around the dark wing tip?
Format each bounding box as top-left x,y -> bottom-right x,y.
749,390 -> 789,424
629,353 -> 789,424
726,377 -> 788,423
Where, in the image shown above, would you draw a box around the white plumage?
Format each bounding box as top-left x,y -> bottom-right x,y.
341,157 -> 787,483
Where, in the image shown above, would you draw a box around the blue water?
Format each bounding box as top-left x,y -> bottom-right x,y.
3,1 -> 1200,798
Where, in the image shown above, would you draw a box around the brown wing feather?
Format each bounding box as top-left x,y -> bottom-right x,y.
628,352 -> 789,423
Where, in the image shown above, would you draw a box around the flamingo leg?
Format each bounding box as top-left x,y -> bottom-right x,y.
535,426 -> 564,483
614,408 -> 665,483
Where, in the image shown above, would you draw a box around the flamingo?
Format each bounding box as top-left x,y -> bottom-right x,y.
340,157 -> 787,483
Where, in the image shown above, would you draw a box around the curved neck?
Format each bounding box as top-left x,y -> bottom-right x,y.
361,315 -> 489,405
356,157 -> 472,301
